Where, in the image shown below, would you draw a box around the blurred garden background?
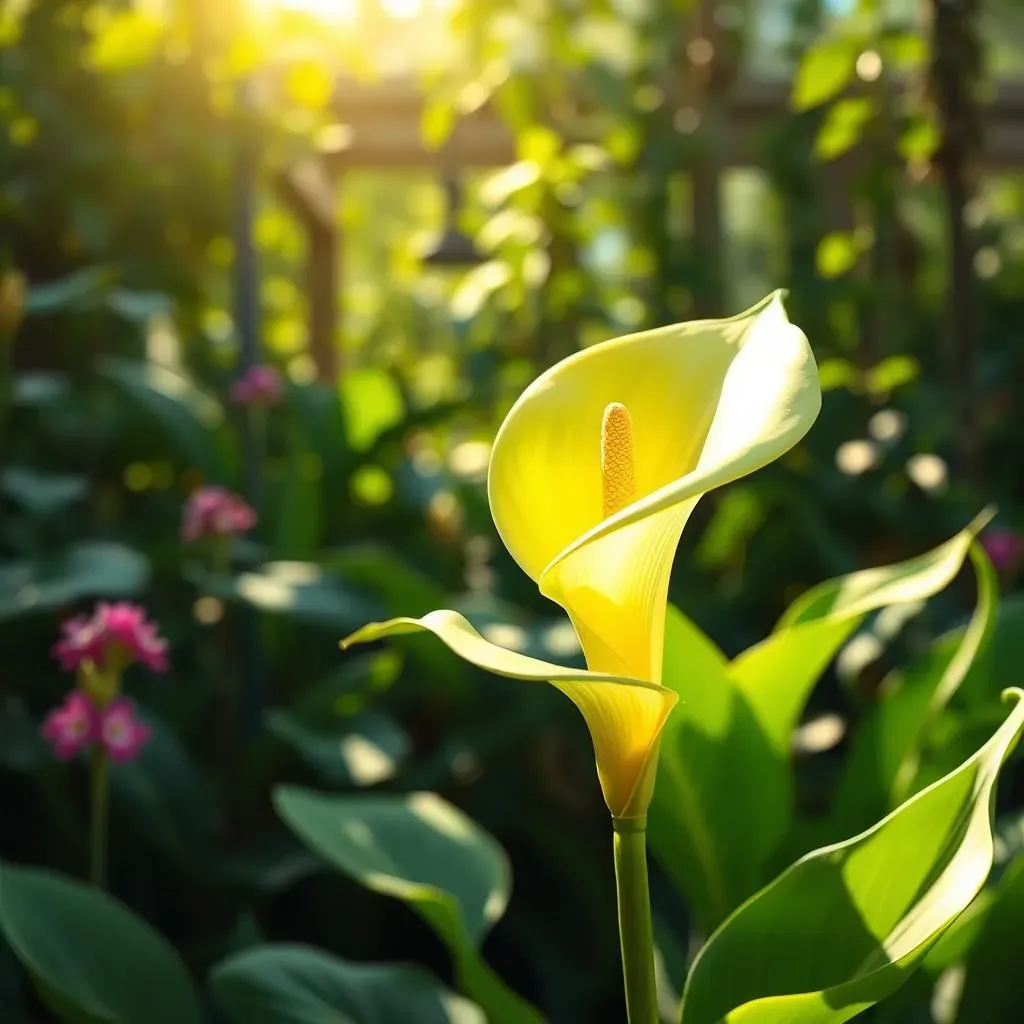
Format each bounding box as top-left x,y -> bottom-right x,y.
3,0 -> 1024,1021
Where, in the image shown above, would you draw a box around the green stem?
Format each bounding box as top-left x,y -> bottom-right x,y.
613,816 -> 659,1024
89,744 -> 109,890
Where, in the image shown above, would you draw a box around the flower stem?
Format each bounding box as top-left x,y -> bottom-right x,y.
613,816 -> 659,1024
89,744 -> 109,890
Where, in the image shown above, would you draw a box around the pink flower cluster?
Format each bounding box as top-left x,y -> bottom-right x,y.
181,485 -> 257,543
43,601 -> 167,764
42,692 -> 151,763
982,527 -> 1023,573
230,364 -> 283,407
54,602 -> 169,674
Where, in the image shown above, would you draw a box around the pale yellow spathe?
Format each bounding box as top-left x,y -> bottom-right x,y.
344,292 -> 821,819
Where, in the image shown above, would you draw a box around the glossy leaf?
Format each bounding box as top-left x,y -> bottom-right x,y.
649,607 -> 770,931
274,787 -> 543,1024
212,943 -> 483,1024
651,523 -> 984,931
0,863 -> 201,1024
731,516 -> 986,755
679,688 -> 1024,1024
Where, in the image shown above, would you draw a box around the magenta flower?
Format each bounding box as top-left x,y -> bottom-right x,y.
98,698 -> 152,763
982,527 -> 1023,572
53,602 -> 169,674
230,364 -> 283,407
41,691 -> 100,760
181,485 -> 257,543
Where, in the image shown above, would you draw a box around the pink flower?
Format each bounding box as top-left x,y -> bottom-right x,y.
983,527 -> 1023,572
41,691 -> 100,760
230,364 -> 283,407
53,602 -> 170,674
98,698 -> 151,763
181,485 -> 257,543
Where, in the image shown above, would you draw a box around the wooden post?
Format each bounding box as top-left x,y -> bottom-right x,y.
275,159 -> 340,381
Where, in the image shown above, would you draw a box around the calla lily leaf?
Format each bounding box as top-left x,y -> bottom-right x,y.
825,542 -> 997,844
342,610 -> 677,819
489,291 -> 820,685
679,688 -> 1024,1024
651,520 -> 991,932
211,944 -> 484,1024
730,511 -> 991,754
273,787 -> 543,1024
649,608 -> 771,932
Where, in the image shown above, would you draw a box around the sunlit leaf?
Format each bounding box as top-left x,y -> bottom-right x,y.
827,543 -> 997,840
814,97 -> 875,161
653,521 -> 986,931
274,787 -> 544,1024
340,368 -> 404,452
792,37 -> 859,111
679,689 -> 1024,1024
816,232 -> 860,279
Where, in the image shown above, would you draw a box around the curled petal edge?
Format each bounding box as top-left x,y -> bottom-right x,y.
341,609 -> 678,819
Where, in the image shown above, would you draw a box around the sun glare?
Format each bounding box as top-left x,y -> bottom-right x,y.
277,0 -> 355,18
268,0 -> 425,19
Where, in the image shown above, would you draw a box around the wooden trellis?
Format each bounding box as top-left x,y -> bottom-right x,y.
277,75 -> 1024,378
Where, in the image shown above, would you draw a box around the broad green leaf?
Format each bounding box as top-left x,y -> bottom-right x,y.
792,37 -> 859,111
1,466 -> 88,517
0,863 -> 201,1024
827,543 -> 996,841
731,517 -> 986,755
650,607 -> 775,931
274,787 -> 543,1024
653,522 -> 987,931
0,541 -> 149,622
212,943 -> 483,1024
814,97 -> 875,161
267,708 -> 409,786
680,688 -> 1024,1024
99,357 -> 226,478
186,562 -> 381,634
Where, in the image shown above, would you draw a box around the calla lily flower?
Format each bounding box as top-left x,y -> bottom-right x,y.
343,292 -> 820,819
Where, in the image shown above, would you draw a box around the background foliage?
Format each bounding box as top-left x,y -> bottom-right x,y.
2,0 -> 1024,1021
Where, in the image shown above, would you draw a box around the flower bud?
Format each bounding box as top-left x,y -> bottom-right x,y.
0,268 -> 26,338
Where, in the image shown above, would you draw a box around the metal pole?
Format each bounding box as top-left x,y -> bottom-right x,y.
232,76 -> 266,741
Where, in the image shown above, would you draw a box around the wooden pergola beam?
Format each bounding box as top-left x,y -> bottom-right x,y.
279,74 -> 1024,379
322,76 -> 1024,170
